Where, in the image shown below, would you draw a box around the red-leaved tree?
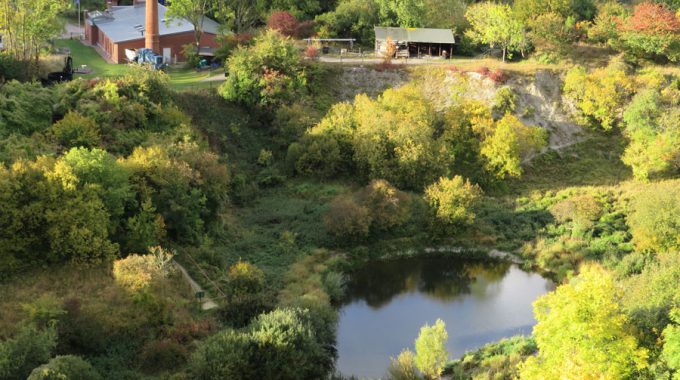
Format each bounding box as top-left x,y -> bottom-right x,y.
618,2 -> 680,35
616,2 -> 680,62
268,11 -> 299,37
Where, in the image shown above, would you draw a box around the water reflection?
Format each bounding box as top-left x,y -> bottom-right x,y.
336,257 -> 554,379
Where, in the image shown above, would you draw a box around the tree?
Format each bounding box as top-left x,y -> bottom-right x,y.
528,12 -> 578,55
27,355 -> 101,380
0,324 -> 57,380
314,0 -> 380,45
480,114 -> 547,178
0,0 -> 67,73
414,319 -> 449,379
617,2 -> 680,62
465,2 -> 527,62
166,0 -> 215,54
519,265 -> 648,379
627,181 -> 680,252
424,176 -> 482,228
563,62 -> 636,130
588,1 -> 628,44
324,195 -> 372,241
267,11 -> 299,37
377,0 -> 426,27
513,0 -> 596,22
112,247 -> 174,293
219,30 -> 305,107
383,36 -> 397,63
214,0 -> 266,33
663,309 -> 680,380
621,79 -> 680,180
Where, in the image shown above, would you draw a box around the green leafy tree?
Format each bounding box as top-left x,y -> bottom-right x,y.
27,355 -> 101,380
0,0 -> 67,70
414,319 -> 449,379
513,0 -> 595,22
0,81 -> 53,137
519,265 -> 649,379
315,0 -> 381,44
465,2 -> 527,62
663,309 -> 680,379
377,0 -> 426,27
219,30 -> 306,107
588,1 -> 628,44
621,79 -> 680,180
166,0 -> 216,53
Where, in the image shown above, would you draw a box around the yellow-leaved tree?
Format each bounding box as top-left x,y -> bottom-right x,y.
519,264 -> 648,379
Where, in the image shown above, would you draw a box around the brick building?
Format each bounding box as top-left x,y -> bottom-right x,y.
84,0 -> 220,64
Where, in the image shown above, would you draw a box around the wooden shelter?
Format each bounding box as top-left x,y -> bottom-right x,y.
374,27 -> 456,58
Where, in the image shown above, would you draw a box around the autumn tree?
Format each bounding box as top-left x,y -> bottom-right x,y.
267,11 -> 299,37
617,2 -> 680,62
663,309 -> 680,379
465,2 -> 527,62
520,265 -> 649,379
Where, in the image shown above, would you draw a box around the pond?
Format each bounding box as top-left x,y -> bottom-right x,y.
335,256 -> 555,379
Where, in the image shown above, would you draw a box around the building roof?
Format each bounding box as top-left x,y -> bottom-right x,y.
374,27 -> 455,44
89,2 -> 220,43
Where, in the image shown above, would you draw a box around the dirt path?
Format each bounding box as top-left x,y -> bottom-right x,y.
173,260 -> 218,310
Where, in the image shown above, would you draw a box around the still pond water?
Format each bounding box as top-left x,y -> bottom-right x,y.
335,257 -> 554,379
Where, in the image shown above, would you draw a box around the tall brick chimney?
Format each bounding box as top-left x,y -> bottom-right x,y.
145,0 -> 160,53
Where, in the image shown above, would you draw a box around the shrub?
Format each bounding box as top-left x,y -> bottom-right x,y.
51,112 -> 101,149
627,182 -> 680,252
27,355 -> 101,380
324,196 -> 372,241
112,247 -> 174,292
0,324 -> 57,380
387,349 -> 419,380
0,81 -> 53,137
139,339 -> 189,373
356,179 -> 410,231
424,176 -> 482,228
488,69 -> 509,83
189,328 -> 256,380
219,30 -> 305,107
304,45 -> 319,59
492,86 -> 517,116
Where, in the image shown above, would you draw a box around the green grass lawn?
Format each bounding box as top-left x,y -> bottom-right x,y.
54,39 -> 132,78
53,39 -> 225,90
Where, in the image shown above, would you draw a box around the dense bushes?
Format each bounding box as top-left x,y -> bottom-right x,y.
190,308 -> 334,380
563,61 -> 636,130
324,180 -> 411,241
220,30 -> 307,107
27,355 -> 101,380
0,142 -> 227,277
0,324 -> 57,380
290,85 -> 545,189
